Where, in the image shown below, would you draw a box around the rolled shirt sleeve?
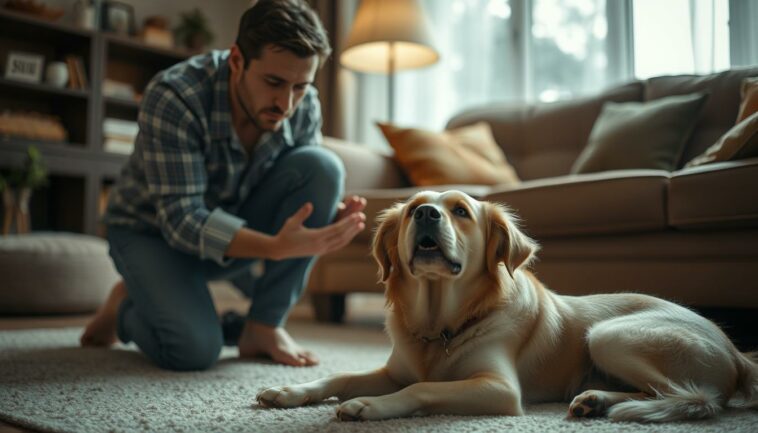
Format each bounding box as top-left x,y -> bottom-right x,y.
138,83 -> 243,265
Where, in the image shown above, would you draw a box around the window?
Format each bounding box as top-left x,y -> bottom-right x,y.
632,0 -> 730,78
348,0 -> 757,146
529,0 -> 614,102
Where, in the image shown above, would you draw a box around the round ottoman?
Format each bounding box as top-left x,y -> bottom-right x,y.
0,232 -> 119,314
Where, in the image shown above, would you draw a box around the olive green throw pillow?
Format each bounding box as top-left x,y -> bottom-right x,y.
571,93 -> 708,174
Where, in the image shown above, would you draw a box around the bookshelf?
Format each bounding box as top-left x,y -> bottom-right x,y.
0,8 -> 191,236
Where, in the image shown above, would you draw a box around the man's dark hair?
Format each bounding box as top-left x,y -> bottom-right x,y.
235,0 -> 332,67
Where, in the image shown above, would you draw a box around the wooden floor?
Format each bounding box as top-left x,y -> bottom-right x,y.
0,283 -> 385,432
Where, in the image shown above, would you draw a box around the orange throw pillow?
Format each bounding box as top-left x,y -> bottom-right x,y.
737,77 -> 758,123
686,111 -> 758,167
377,121 -> 520,186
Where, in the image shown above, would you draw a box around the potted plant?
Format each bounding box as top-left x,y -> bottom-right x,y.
174,8 -> 214,53
1,146 -> 48,235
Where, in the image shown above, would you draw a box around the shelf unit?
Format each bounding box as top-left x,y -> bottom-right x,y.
0,8 -> 190,235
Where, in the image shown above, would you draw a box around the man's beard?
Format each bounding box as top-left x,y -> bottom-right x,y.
237,78 -> 286,132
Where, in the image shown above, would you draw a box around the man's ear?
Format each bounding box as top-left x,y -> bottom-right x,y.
371,203 -> 403,282
228,44 -> 245,75
484,202 -> 539,278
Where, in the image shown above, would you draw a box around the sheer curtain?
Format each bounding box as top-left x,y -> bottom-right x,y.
632,0 -> 730,78
345,0 -> 519,148
393,0 -> 518,129
347,0 -> 626,147
527,0 -> 617,102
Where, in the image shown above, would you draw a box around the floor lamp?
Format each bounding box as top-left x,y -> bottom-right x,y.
340,0 -> 439,123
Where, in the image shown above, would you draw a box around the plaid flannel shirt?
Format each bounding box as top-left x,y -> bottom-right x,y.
103,50 -> 323,265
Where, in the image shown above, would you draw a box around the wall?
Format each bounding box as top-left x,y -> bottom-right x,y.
45,0 -> 251,50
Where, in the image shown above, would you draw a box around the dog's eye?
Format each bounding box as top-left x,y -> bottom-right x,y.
453,206 -> 469,218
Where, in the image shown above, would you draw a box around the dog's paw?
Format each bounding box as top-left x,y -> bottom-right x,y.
256,385 -> 312,408
336,398 -> 383,421
568,390 -> 609,418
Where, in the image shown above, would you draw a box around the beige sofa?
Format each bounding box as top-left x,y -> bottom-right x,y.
308,67 -> 758,322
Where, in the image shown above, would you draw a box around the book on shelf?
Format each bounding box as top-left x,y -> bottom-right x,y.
64,55 -> 88,89
103,118 -> 139,137
103,137 -> 134,154
103,79 -> 136,100
74,56 -> 88,88
103,118 -> 137,154
65,56 -> 80,89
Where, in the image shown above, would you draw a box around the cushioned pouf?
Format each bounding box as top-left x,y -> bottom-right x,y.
0,232 -> 119,314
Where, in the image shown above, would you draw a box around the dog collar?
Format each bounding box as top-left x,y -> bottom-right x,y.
418,317 -> 479,356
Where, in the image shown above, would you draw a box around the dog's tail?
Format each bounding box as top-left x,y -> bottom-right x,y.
608,351 -> 758,422
608,382 -> 722,422
734,351 -> 758,409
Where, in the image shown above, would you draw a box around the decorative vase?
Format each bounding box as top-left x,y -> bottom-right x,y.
73,0 -> 95,29
45,62 -> 69,88
2,187 -> 32,235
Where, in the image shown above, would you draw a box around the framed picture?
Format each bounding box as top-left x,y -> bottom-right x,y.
101,1 -> 136,36
4,52 -> 45,83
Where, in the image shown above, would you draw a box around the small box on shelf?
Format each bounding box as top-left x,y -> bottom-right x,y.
4,51 -> 44,83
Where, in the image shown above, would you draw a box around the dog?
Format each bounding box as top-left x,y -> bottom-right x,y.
256,190 -> 758,422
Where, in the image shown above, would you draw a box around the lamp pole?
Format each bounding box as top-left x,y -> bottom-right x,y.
388,41 -> 395,123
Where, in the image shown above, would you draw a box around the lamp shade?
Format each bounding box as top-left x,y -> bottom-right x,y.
341,0 -> 439,74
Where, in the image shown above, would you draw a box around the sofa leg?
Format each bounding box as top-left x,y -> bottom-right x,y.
311,293 -> 346,323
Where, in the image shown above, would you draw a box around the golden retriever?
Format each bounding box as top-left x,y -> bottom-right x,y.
256,190 -> 758,422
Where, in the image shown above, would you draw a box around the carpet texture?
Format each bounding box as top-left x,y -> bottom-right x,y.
1,323 -> 756,433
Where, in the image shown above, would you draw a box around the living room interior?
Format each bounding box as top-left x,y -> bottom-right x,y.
1,0 -> 757,432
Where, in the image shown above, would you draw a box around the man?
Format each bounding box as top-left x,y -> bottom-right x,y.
80,0 -> 367,371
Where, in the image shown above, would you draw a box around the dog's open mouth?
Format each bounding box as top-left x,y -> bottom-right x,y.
412,235 -> 462,275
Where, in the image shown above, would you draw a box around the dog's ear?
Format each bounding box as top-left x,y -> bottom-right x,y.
485,202 -> 539,278
371,203 -> 403,282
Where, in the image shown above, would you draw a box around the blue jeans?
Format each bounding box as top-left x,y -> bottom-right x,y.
106,146 -> 344,371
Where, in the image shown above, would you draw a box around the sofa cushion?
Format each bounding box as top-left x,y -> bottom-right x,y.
485,170 -> 669,238
644,67 -> 758,168
447,81 -> 644,180
377,121 -> 520,186
347,184 -> 492,242
572,93 -> 708,174
307,243 -> 384,294
669,157 -> 758,229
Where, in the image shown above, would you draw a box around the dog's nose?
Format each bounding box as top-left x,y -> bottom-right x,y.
414,204 -> 441,225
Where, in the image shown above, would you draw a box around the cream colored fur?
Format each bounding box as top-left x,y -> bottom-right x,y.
257,191 -> 758,422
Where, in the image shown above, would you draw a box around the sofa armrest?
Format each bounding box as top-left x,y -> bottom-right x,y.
323,136 -> 410,191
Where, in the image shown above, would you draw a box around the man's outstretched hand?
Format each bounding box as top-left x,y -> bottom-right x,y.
335,195 -> 367,223
268,196 -> 367,260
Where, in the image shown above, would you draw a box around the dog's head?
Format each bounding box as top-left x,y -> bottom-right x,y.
372,190 -> 538,286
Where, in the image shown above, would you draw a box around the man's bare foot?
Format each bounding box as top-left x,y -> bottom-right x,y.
238,320 -> 319,367
79,280 -> 127,347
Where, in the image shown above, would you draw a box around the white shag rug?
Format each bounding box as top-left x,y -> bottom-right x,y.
1,323 -> 756,433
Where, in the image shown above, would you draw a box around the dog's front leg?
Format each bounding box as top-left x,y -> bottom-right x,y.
336,373 -> 523,421
256,366 -> 403,408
